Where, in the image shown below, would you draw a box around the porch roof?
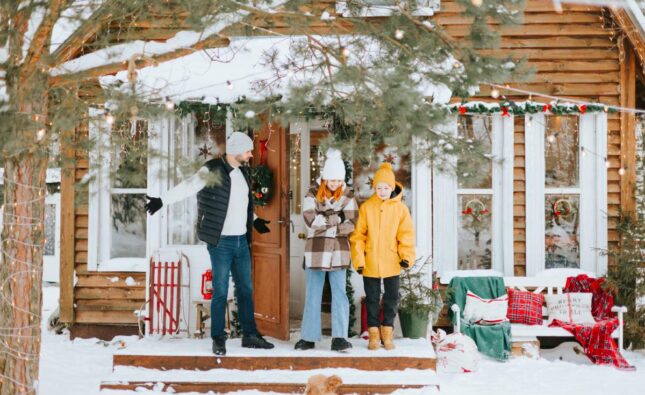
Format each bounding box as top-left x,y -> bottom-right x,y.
98,35 -> 454,106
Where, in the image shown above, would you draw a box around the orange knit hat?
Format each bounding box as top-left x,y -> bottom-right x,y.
373,162 -> 395,189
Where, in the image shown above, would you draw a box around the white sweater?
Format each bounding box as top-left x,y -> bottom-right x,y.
161,163 -> 254,236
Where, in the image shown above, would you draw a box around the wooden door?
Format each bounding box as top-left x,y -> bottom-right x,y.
251,120 -> 290,340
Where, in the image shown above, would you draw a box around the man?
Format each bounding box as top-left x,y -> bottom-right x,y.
145,131 -> 275,355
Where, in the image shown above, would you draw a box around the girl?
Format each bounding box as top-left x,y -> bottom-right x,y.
350,162 -> 415,350
295,149 -> 358,352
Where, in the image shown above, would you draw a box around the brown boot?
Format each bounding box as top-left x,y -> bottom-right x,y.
380,325 -> 395,350
368,327 -> 381,350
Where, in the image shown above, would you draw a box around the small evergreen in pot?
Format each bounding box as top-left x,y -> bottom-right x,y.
398,258 -> 443,339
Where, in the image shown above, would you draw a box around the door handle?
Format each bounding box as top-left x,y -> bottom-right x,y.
277,219 -> 295,232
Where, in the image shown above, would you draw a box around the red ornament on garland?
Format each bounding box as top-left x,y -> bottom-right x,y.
542,104 -> 551,112
459,106 -> 467,115
579,104 -> 587,114
501,106 -> 510,117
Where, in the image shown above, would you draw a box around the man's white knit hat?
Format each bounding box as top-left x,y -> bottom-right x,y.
322,148 -> 346,181
226,131 -> 254,155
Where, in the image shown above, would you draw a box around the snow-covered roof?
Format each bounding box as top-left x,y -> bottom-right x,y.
99,35 -> 453,105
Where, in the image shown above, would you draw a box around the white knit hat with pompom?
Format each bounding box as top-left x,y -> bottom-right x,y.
321,148 -> 345,181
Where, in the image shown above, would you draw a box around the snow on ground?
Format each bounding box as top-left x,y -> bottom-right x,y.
39,285 -> 645,395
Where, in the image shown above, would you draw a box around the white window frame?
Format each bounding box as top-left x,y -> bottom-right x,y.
433,114 -> 515,277
88,111 -> 148,272
0,168 -> 61,282
336,0 -> 439,17
525,113 -> 608,276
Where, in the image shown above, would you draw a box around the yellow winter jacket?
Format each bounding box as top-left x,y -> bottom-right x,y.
350,183 -> 416,278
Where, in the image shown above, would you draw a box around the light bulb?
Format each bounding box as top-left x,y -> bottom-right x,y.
619,167 -> 626,176
164,98 -> 175,110
105,113 -> 115,125
605,158 -> 610,168
36,129 -> 46,141
471,0 -> 483,6
491,89 -> 500,99
226,80 -> 234,90
394,29 -> 405,40
547,134 -> 556,143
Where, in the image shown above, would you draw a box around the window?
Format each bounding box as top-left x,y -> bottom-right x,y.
433,115 -> 514,277
525,113 -> 607,276
88,115 -> 149,271
0,169 -> 61,282
336,0 -> 439,17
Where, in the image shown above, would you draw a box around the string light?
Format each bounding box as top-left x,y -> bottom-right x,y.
490,89 -> 500,99
226,80 -> 234,90
471,0 -> 483,6
105,111 -> 115,125
605,157 -> 610,168
164,97 -> 175,110
394,29 -> 405,40
619,167 -> 626,176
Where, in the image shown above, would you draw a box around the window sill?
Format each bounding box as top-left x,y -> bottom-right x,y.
97,258 -> 147,272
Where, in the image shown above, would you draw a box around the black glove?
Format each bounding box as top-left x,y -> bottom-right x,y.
145,195 -> 163,215
338,211 -> 345,223
254,218 -> 271,234
399,260 -> 409,269
356,267 -> 364,275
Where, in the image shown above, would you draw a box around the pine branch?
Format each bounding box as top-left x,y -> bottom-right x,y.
21,0 -> 68,73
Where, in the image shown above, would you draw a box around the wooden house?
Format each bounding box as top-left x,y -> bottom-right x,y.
54,1 -> 645,339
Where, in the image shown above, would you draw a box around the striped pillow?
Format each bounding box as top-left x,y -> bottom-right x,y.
463,290 -> 509,325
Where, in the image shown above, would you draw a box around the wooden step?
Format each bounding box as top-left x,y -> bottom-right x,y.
100,367 -> 440,394
112,337 -> 437,371
100,381 -> 432,394
114,354 -> 435,371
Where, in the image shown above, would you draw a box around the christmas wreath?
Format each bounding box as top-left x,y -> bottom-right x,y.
251,139 -> 273,206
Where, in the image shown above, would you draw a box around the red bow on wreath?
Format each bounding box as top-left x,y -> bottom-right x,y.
501,106 -> 510,117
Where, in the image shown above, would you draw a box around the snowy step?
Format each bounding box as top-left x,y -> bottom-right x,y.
100,367 -> 440,394
112,337 -> 436,371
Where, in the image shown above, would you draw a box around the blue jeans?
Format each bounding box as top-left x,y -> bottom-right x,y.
300,268 -> 349,341
207,235 -> 257,338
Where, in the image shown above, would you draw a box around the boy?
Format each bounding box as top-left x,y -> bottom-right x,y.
350,162 -> 415,350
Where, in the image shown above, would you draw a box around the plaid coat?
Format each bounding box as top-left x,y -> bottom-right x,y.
303,182 -> 358,270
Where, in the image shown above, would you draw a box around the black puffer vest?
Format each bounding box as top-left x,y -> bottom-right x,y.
196,157 -> 254,246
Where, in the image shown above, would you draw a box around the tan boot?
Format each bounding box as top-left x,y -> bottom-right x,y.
380,325 -> 395,350
367,327 -> 381,350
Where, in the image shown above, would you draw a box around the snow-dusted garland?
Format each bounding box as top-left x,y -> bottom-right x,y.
451,101 -> 617,116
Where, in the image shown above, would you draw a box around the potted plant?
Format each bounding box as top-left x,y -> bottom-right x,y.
398,258 -> 443,339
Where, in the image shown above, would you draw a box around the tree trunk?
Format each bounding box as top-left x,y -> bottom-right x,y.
0,154 -> 48,395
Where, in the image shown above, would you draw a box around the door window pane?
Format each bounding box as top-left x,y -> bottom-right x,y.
168,113 -> 225,245
545,194 -> 580,268
110,194 -> 146,258
44,203 -> 56,256
545,116 -> 579,188
112,120 -> 148,189
458,116 -> 492,189
458,194 -> 492,270
352,146 -> 412,209
289,133 -> 302,214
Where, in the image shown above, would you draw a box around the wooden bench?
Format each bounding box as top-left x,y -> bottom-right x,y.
450,275 -> 627,354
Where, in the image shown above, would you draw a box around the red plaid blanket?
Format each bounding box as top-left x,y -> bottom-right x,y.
549,275 -> 635,370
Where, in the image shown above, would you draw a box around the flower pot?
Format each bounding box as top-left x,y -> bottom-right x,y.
398,309 -> 430,339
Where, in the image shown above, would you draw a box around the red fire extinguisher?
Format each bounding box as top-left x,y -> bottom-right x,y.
201,269 -> 213,300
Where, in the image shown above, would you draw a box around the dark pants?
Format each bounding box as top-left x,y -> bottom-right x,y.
363,275 -> 400,328
207,235 -> 257,338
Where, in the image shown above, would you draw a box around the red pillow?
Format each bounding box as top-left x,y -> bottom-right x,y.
506,288 -> 544,325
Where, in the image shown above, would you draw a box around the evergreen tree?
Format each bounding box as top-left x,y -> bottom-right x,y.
0,1 -> 529,392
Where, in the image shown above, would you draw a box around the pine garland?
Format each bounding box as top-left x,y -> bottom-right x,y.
175,101 -> 229,123
451,100 -> 617,116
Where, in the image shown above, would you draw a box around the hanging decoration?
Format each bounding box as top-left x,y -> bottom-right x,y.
251,139 -> 273,206
451,100 -> 616,116
175,101 -> 229,124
